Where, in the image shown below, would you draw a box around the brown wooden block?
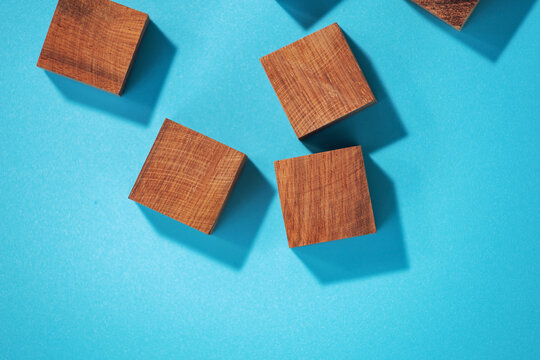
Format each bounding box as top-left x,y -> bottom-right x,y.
274,146 -> 376,248
260,23 -> 376,140
129,119 -> 247,234
37,0 -> 149,95
411,0 -> 480,30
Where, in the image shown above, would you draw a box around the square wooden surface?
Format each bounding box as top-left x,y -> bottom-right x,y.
37,0 -> 149,95
411,0 -> 480,30
274,146 -> 376,247
129,119 -> 247,234
260,23 -> 376,139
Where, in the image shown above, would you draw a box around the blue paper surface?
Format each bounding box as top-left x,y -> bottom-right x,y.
1,0 -> 539,358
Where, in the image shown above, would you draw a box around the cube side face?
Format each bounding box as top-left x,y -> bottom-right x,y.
275,146 -> 376,247
261,23 -> 375,139
37,0 -> 149,94
412,0 -> 479,30
129,119 -> 247,234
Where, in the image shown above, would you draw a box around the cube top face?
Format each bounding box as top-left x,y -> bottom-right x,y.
274,146 -> 376,248
37,0 -> 149,95
411,0 -> 479,30
260,23 -> 376,139
129,119 -> 247,234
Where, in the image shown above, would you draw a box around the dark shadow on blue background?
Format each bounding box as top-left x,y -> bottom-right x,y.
293,155 -> 408,284
46,21 -> 176,125
406,0 -> 537,61
277,0 -> 342,28
138,160 -> 275,269
295,31 -> 409,284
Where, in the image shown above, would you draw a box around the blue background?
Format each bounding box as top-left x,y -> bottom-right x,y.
1,0 -> 539,358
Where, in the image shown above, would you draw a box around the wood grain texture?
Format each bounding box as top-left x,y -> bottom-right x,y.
274,146 -> 376,248
411,0 -> 480,30
260,23 -> 376,140
37,0 -> 149,95
129,119 -> 247,234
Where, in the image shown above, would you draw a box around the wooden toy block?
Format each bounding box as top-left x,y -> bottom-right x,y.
260,23 -> 376,139
37,0 -> 149,95
129,119 -> 247,234
274,146 -> 376,248
411,0 -> 480,30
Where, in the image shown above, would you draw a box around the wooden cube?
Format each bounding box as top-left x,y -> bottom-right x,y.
129,119 -> 247,234
274,146 -> 376,247
260,23 -> 376,139
37,0 -> 149,95
411,0 -> 480,30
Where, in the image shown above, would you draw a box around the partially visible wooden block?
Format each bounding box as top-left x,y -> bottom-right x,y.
129,119 -> 247,234
411,0 -> 480,30
37,0 -> 149,95
274,146 -> 376,247
260,23 -> 376,139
